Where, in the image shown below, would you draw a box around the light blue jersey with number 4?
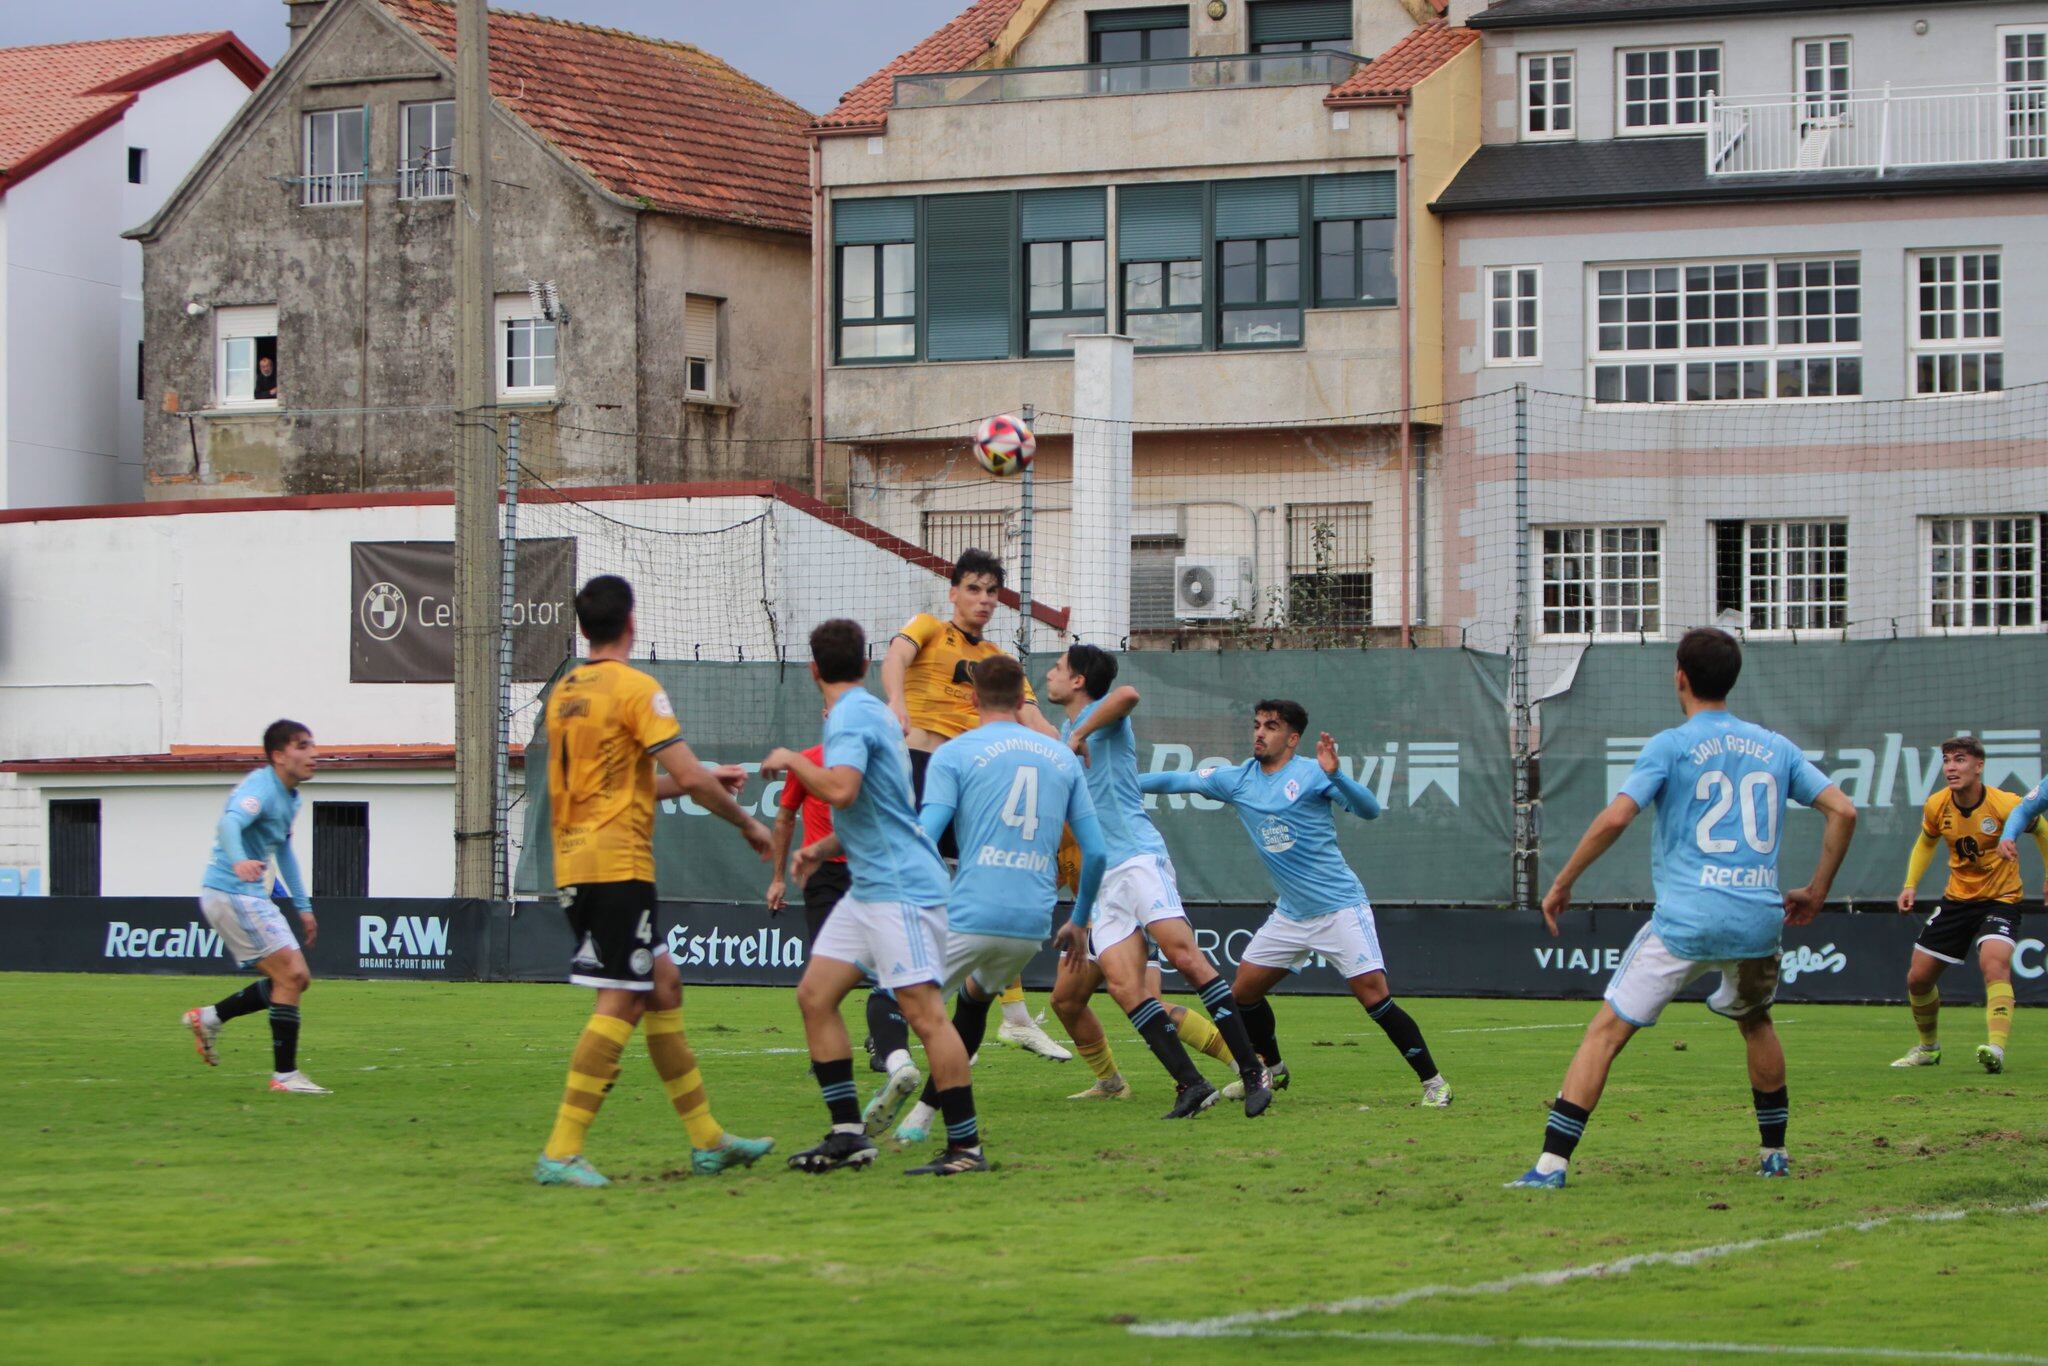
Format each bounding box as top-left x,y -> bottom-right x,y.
1619,710 -> 1832,962
923,721 -> 1095,941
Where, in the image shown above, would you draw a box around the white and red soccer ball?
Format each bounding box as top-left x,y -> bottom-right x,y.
973,413 -> 1036,477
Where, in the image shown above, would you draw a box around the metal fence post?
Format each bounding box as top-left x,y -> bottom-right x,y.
495,415 -> 521,902
1018,402 -> 1036,659
1511,385 -> 1535,912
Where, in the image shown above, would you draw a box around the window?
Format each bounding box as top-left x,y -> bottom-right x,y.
1797,39 -> 1851,122
1249,0 -> 1352,53
400,100 -> 454,199
923,510 -> 1010,566
684,295 -> 719,398
834,197 -> 917,362
497,294 -> 557,397
127,147 -> 147,184
1118,181 -> 1205,351
1591,257 -> 1862,404
1089,6 -> 1190,92
1911,251 -> 2002,397
1287,501 -> 1372,628
1928,516 -> 2039,631
1488,267 -> 1540,365
1310,172 -> 1396,308
1216,179 -> 1302,348
1619,46 -> 1720,133
1521,53 -> 1575,139
214,305 -> 279,408
48,799 -> 100,897
312,802 -> 369,898
1021,188 -> 1107,355
303,108 -> 365,205
2003,27 -> 2047,160
1540,525 -> 1662,637
1715,520 -> 1848,632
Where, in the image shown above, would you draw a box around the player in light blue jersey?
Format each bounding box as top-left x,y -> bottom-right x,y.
181,719 -> 329,1094
882,656 -> 1110,1153
763,619 -> 982,1176
1141,699 -> 1451,1110
1508,628 -> 1857,1190
1045,645 -> 1273,1119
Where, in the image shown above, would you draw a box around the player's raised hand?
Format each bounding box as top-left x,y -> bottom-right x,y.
739,816 -> 774,861
760,747 -> 801,778
1997,836 -> 2019,862
1316,731 -> 1340,775
1540,881 -> 1570,937
1068,733 -> 1091,768
1896,887 -> 1917,913
711,763 -> 748,796
1782,883 -> 1822,927
1055,920 -> 1089,973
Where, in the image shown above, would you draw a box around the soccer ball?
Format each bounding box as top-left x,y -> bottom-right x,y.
973,413 -> 1035,477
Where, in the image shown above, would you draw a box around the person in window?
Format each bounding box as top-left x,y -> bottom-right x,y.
254,354 -> 279,403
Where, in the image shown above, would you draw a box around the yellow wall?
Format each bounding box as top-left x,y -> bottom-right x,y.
1404,41 -> 1481,413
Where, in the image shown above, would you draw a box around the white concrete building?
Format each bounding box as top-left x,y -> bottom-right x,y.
0,33 -> 264,508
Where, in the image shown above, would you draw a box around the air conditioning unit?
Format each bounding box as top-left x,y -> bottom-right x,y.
1173,556 -> 1252,622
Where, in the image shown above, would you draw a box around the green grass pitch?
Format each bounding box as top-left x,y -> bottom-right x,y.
3,973 -> 2043,1363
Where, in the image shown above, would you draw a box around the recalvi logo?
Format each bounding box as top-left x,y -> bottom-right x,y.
105,921 -> 224,959
358,915 -> 450,969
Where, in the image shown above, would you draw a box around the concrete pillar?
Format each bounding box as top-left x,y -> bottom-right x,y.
1069,334 -> 1134,646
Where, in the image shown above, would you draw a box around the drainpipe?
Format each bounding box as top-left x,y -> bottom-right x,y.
809,137 -> 827,498
1396,101 -> 1413,648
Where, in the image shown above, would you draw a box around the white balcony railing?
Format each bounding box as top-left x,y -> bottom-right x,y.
399,163 -> 455,200
301,170 -> 365,206
1707,82 -> 2048,176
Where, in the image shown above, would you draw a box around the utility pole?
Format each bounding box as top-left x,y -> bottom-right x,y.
452,0 -> 499,899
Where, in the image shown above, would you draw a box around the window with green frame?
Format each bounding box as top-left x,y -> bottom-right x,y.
834,198 -> 916,361
1215,178 -> 1304,348
1022,188 -> 1107,355
1117,182 -> 1205,351
1312,172 -> 1397,307
1248,0 -> 1352,52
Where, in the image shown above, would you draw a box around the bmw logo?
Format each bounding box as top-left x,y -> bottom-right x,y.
360,581 -> 408,641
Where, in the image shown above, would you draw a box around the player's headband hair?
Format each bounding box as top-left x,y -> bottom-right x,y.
574,574 -> 634,646
1940,734 -> 1986,761
1064,643 -> 1117,699
1674,625 -> 1741,701
950,547 -> 1006,589
810,617 -> 867,683
1254,699 -> 1309,736
971,655 -> 1027,710
262,718 -> 310,759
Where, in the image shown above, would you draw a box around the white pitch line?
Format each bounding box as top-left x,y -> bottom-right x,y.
1194,1327 -> 2048,1364
1130,1199 -> 2048,1339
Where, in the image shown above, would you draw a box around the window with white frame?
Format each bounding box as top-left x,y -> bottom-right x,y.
1286,501 -> 1372,628
1540,525 -> 1661,637
923,509 -> 1010,567
1797,38 -> 1851,122
684,295 -> 719,398
1487,266 -> 1540,365
1927,515 -> 2039,630
2002,27 -> 2047,161
400,100 -> 454,199
1591,256 -> 1861,404
1521,53 -> 1574,139
214,305 -> 279,408
1912,251 -> 2002,396
1715,520 -> 1848,632
1618,46 -> 1720,133
496,294 -> 557,398
302,108 -> 364,205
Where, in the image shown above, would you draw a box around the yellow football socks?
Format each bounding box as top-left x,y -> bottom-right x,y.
544,1013 -> 633,1161
1169,1005 -> 1231,1062
1076,1036 -> 1120,1082
1987,981 -> 2014,1051
645,1007 -> 725,1151
998,980 -> 1027,1008
1909,987 -> 1940,1047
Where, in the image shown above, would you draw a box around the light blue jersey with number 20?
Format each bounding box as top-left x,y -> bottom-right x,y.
1619,710 -> 1832,962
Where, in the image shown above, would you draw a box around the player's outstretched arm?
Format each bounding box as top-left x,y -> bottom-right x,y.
881,635 -> 919,733
1541,795 -> 1641,937
1138,770 -> 1209,797
657,741 -> 772,857
766,748 -> 863,811
1898,830 -> 1938,912
1996,783 -> 2048,861
1316,733 -> 1381,819
1785,785 -> 1856,927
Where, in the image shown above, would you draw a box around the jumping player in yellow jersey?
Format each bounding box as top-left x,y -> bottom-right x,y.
533,575 -> 779,1188
867,548 -> 1073,1067
1893,734 -> 2047,1075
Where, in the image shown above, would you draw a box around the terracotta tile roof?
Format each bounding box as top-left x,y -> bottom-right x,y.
0,33 -> 265,193
379,0 -> 812,234
1327,20 -> 1476,103
813,0 -> 1026,134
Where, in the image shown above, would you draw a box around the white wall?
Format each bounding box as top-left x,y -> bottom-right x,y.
3,59 -> 251,510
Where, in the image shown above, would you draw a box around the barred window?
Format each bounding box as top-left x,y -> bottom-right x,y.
1620,46 -> 1721,132
1928,516 -> 2038,631
923,510 -> 1011,568
1911,251 -> 2003,397
1286,501 -> 1372,628
1540,525 -> 1661,637
1728,520 -> 1849,633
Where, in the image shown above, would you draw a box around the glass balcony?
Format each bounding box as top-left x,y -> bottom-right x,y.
894,50 -> 1369,110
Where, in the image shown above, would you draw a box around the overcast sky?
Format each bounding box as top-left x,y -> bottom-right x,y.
0,0 -> 974,114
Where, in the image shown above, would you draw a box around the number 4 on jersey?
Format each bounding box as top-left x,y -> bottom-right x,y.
1001,765 -> 1041,842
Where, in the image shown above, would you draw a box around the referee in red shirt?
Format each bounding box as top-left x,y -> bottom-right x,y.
765,742 -> 850,945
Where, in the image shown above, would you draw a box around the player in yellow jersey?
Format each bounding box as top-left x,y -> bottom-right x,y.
534,575 -> 779,1187
872,548 -> 1073,1066
1892,734 -> 2046,1074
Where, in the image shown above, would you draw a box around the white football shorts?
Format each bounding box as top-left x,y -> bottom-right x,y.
809,894 -> 947,990
1604,924 -> 1780,1028
198,889 -> 299,969
940,931 -> 1040,1000
1241,902 -> 1385,979
1088,853 -> 1189,958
